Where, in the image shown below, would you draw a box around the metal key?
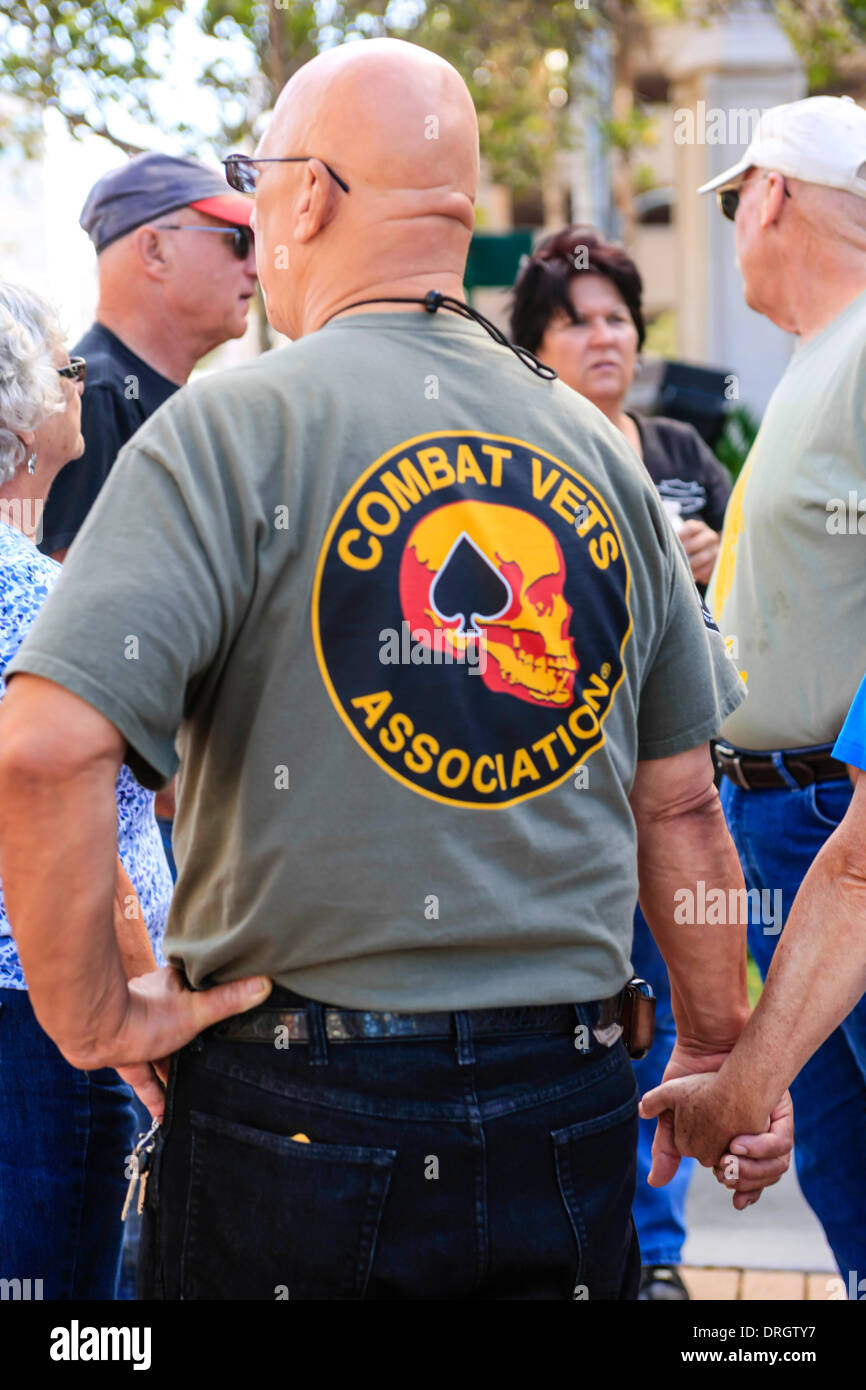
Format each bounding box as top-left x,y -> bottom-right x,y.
120,1152 -> 140,1223
136,1146 -> 152,1214
121,1117 -> 161,1222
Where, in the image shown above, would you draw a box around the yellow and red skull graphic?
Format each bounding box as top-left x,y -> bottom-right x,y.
399,500 -> 578,707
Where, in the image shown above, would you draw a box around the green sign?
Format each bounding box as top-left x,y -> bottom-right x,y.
464,230 -> 533,291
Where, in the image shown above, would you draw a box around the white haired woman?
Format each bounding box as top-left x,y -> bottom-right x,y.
0,283 -> 173,1298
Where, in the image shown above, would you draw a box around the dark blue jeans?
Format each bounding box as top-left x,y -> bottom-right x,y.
155,816 -> 177,883
139,988 -> 641,1300
630,908 -> 694,1266
721,773 -> 866,1278
0,987 -> 136,1299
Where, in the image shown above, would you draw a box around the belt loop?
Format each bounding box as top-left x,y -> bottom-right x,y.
306,999 -> 329,1067
770,750 -> 801,792
454,1011 -> 475,1066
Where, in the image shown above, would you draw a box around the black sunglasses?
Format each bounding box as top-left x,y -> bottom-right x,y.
223,154 -> 350,196
155,224 -> 254,259
718,175 -> 792,222
57,357 -> 86,383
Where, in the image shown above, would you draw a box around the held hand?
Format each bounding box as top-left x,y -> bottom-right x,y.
639,1041 -> 736,1191
716,1091 -> 794,1210
641,1068 -> 794,1209
90,965 -> 272,1076
677,519 -> 720,586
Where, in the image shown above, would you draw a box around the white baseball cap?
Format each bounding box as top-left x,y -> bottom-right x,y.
697,95 -> 866,198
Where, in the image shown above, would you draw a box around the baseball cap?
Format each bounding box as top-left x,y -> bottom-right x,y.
697,95 -> 866,198
80,151 -> 254,253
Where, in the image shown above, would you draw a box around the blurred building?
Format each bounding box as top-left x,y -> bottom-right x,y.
478,1 -> 866,417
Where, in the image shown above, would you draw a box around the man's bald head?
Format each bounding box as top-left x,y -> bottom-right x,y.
252,39 -> 479,338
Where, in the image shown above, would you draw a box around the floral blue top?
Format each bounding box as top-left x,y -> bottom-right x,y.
0,520 -> 171,989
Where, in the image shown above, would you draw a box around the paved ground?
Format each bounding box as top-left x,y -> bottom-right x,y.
681,1267 -> 839,1300
677,1151 -> 839,1299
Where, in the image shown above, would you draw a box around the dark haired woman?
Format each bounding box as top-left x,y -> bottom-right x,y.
511,226 -> 730,583
511,229 -> 733,1300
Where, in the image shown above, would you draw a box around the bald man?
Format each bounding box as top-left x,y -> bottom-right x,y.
0,40 -> 790,1301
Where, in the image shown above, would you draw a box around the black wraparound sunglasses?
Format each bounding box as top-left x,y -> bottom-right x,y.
155,224 -> 254,260
58,357 -> 86,383
223,154 -> 350,195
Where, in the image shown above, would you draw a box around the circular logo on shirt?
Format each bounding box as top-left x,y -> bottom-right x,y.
312,431 -> 632,807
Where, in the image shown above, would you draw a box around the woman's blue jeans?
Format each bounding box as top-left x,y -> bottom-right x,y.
720,772 -> 866,1279
0,987 -> 136,1299
630,907 -> 694,1266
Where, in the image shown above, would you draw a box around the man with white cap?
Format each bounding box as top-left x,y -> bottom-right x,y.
40,152 -> 257,564
695,95 -> 866,1277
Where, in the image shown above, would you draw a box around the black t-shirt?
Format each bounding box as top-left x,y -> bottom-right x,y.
628,411 -> 731,532
40,323 -> 178,555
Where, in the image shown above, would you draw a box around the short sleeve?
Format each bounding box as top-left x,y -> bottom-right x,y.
39,386 -> 130,554
8,401 -> 248,790
834,673 -> 866,770
637,529 -> 746,759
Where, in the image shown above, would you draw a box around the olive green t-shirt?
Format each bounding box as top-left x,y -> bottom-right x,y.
10,312 -> 744,1009
708,287 -> 866,749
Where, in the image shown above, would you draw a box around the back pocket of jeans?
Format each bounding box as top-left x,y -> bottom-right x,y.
551,1090 -> 639,1300
180,1111 -> 395,1300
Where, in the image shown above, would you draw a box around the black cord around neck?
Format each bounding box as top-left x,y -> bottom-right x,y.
321,290 -> 557,380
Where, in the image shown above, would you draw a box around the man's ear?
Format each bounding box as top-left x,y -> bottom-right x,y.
293,160 -> 340,245
759,173 -> 788,230
132,224 -> 173,279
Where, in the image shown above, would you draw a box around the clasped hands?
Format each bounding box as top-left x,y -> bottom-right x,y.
640,1042 -> 794,1209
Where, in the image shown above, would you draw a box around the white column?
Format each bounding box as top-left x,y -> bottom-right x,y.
666,1 -> 806,414
569,28 -> 616,236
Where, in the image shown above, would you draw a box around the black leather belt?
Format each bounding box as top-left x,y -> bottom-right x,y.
209,990 -> 625,1045
714,741 -> 848,791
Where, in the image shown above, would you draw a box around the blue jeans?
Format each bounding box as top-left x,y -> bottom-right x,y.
721,773 -> 866,1277
0,988 -> 136,1299
156,816 -> 177,883
139,987 -> 641,1300
630,907 -> 694,1266
117,1094 -> 153,1300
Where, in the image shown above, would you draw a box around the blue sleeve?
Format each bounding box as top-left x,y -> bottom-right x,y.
834,673 -> 866,770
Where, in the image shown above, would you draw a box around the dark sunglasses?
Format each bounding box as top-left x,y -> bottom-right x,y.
155,224 -> 254,259
57,357 -> 86,383
222,154 -> 350,196
718,175 -> 791,222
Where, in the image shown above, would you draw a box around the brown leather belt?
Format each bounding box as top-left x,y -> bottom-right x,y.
209,990 -> 625,1045
714,741 -> 848,791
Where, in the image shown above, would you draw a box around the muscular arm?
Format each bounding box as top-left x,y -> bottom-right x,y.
0,675 -> 130,1063
710,772 -> 866,1122
0,673 -> 270,1072
629,741 -> 750,1049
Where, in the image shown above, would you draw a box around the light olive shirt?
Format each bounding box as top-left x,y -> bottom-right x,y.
708,287 -> 866,750
10,312 -> 744,1009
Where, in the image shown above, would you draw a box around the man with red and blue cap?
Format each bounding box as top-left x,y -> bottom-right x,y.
40,151 -> 256,564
